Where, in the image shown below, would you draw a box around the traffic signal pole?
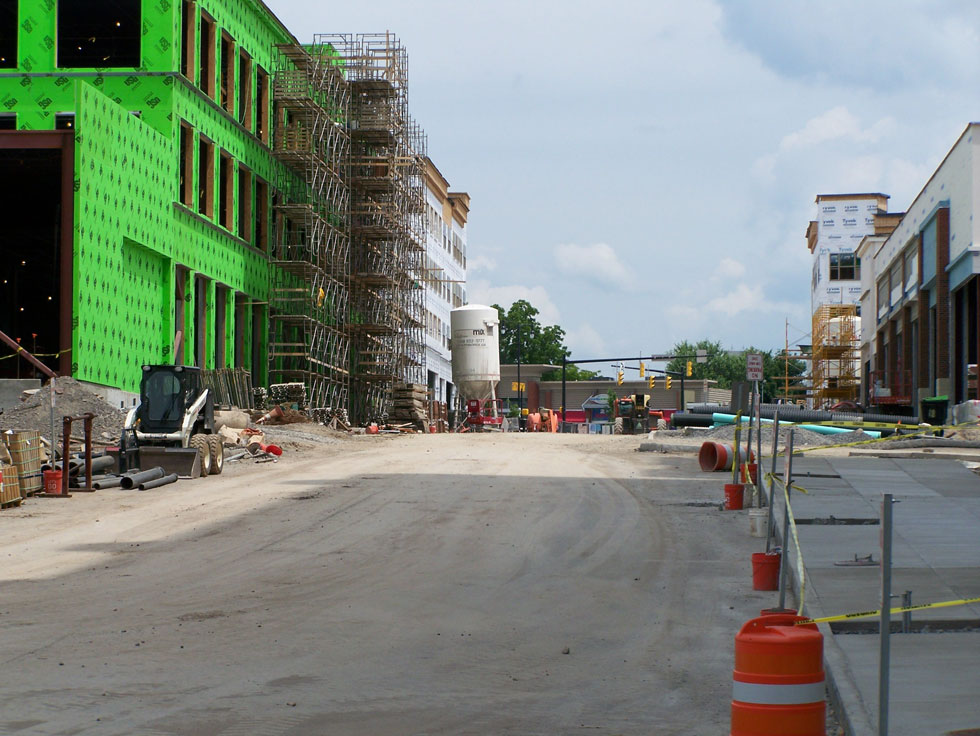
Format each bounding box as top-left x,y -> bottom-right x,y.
559,353 -> 696,432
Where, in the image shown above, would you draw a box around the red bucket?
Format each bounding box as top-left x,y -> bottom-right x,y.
741,462 -> 758,484
43,469 -> 63,495
752,551 -> 781,591
724,483 -> 744,510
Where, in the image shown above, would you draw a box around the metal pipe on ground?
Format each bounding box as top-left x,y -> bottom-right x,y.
120,467 -> 165,490
139,473 -> 178,491
92,476 -> 124,490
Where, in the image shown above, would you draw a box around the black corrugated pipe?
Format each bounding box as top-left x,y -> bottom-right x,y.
120,467 -> 165,490
139,473 -> 178,491
670,412 -> 714,428
92,476 -> 124,490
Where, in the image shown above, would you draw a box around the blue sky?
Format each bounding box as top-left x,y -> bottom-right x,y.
267,0 -> 980,365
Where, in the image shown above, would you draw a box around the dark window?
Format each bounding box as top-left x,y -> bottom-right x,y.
0,113 -> 15,130
194,274 -> 208,368
55,113 -> 75,130
238,49 -> 252,129
174,265 -> 189,364
220,32 -> 234,114
57,0 -> 141,68
181,0 -> 196,80
199,12 -> 216,98
0,0 -> 16,69
215,285 -> 228,369
829,253 -> 860,281
238,164 -> 252,241
179,122 -> 194,207
256,67 -> 269,143
254,178 -> 269,250
234,293 -> 246,368
219,151 -> 234,230
198,137 -> 214,217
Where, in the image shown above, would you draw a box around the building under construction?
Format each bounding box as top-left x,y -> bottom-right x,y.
810,304 -> 860,407
0,2 -> 439,425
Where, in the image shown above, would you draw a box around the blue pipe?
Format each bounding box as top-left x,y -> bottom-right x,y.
711,413 -> 881,439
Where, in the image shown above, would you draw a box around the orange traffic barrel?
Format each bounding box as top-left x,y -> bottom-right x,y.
699,442 -> 755,472
731,613 -> 825,735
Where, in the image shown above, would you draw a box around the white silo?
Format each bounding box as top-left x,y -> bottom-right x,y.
450,304 -> 501,403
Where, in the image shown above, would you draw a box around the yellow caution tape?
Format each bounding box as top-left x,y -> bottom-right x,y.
0,348 -> 70,361
795,596 -> 980,625
762,473 -> 808,613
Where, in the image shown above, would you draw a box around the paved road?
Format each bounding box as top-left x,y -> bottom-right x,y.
0,434 -> 773,735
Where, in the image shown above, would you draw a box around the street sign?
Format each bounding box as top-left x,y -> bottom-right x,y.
696,349 -> 708,364
511,381 -> 526,392
746,353 -> 764,382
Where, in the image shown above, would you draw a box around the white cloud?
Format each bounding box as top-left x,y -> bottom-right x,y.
553,242 -> 634,288
779,107 -> 894,152
711,257 -> 746,281
466,279 -> 561,325
566,323 -> 607,358
466,254 -> 497,273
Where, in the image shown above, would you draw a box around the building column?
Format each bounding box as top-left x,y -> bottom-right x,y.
935,208 -> 951,396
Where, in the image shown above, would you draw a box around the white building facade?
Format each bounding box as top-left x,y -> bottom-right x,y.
808,193 -> 890,313
423,158 -> 468,408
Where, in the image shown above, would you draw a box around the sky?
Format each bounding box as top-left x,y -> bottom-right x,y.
267,0 -> 980,366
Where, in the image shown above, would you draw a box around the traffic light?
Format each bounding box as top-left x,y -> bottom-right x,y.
686,360 -> 693,377
666,375 -> 672,390
617,369 -> 624,386
648,375 -> 654,389
639,361 -> 645,378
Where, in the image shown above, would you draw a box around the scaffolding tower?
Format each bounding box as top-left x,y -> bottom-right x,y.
321,32 -> 427,423
811,305 -> 860,408
269,40 -> 351,412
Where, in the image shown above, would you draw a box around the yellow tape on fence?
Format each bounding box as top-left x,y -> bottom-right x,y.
795,596 -> 980,625
764,473 -> 808,614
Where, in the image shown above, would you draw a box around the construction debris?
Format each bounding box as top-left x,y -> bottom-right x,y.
0,377 -> 127,443
391,383 -> 428,431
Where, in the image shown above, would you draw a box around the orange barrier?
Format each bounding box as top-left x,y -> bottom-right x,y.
731,613 -> 825,735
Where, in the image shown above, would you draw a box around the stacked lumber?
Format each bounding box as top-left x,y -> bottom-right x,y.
0,463 -> 22,508
391,384 -> 428,429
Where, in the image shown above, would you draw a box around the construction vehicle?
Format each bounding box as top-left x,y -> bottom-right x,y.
120,365 -> 224,477
464,398 -> 504,431
614,395 -> 649,434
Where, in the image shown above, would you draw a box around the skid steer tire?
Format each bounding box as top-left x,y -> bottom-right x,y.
189,434 -> 212,477
614,418 -> 624,435
207,434 -> 224,475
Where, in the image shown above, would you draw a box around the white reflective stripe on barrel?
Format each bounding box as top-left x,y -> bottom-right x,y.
732,680 -> 825,705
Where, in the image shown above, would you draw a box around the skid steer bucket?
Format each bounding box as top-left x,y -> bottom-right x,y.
138,447 -> 201,479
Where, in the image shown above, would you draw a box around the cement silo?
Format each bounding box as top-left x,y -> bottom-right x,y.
450,304 -> 501,403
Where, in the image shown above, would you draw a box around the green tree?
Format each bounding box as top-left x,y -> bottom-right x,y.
491,300 -> 597,381
665,339 -> 805,402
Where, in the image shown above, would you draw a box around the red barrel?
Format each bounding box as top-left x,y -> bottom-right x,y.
752,551 -> 781,591
699,442 -> 755,472
724,483 -> 744,510
732,613 -> 825,735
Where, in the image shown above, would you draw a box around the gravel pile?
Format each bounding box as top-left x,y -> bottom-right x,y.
0,377 -> 128,441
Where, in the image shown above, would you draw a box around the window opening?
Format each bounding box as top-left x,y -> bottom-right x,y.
54,113 -> 75,130
174,265 -> 188,365
180,0 -> 196,80
238,49 -> 252,130
0,0 -> 16,69
234,293 -> 246,368
256,67 -> 269,143
829,252 -> 859,281
218,150 -> 233,230
198,12 -> 216,98
179,122 -> 194,207
251,303 -> 264,379
220,32 -> 234,115
0,113 -> 15,130
238,164 -> 252,241
194,275 -> 208,368
215,285 -> 228,369
254,178 -> 269,250
198,137 -> 214,217
57,0 -> 141,69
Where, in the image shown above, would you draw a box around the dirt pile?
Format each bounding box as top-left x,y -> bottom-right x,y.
0,377 -> 128,441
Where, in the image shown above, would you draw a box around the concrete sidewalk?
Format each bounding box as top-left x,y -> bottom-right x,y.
766,455 -> 980,736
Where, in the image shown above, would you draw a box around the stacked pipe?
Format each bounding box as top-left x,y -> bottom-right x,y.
685,402 -> 918,425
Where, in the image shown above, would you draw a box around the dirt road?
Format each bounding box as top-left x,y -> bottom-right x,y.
0,433 -> 772,735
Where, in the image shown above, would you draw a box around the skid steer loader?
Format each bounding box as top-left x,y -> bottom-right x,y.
121,365 -> 223,478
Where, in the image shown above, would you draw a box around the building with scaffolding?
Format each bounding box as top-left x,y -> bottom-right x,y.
423,157 -> 469,409
0,1 -> 453,423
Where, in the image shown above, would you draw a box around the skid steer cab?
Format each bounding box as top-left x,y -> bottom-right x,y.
122,365 -> 223,477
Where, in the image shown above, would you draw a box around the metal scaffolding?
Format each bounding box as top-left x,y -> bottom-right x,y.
321,32 -> 427,423
269,40 -> 351,412
811,305 -> 860,408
